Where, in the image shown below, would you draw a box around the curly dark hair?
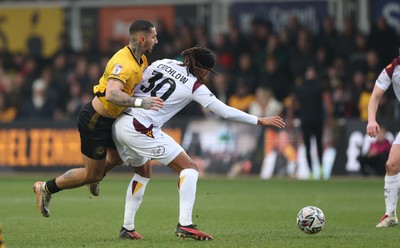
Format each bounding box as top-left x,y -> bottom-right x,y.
180,45 -> 217,82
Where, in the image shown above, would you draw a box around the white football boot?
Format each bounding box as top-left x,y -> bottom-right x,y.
376,214 -> 398,227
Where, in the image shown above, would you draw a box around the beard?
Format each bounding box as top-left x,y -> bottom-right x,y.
145,47 -> 153,55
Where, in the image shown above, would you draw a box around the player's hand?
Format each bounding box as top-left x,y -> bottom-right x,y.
366,121 -> 379,138
258,116 -> 285,128
141,97 -> 164,110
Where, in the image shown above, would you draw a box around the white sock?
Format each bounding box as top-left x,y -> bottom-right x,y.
122,174 -> 149,231
178,168 -> 199,226
384,173 -> 399,216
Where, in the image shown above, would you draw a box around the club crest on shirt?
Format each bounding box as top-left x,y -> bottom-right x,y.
112,64 -> 123,75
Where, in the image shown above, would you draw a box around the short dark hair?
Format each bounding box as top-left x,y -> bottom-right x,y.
129,20 -> 154,35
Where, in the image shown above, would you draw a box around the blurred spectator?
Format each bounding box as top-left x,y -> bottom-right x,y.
358,76 -> 374,121
317,16 -> 338,64
19,57 -> 39,99
51,52 -> 70,112
65,82 -> 85,119
214,33 -> 234,70
227,79 -> 255,112
331,56 -> 349,87
347,70 -> 366,118
7,51 -> 24,73
193,25 -> 210,48
248,87 -> 283,117
80,37 -> 99,63
348,32 -> 369,74
177,22 -> 193,50
18,78 -> 56,120
327,63 -> 344,91
286,15 -> 302,48
369,16 -> 398,65
73,55 -> 90,94
264,33 -> 290,74
208,69 -> 230,104
4,74 -> 24,112
331,85 -> 348,121
334,17 -> 356,61
149,19 -> 174,61
258,56 -> 291,102
53,32 -> 74,58
312,46 -> 330,82
248,19 -> 271,68
86,62 -> 101,90
289,28 -> 315,81
0,92 -> 17,122
231,52 -> 258,94
364,50 -> 382,81
288,66 -> 333,179
227,17 -> 248,69
202,71 -> 231,119
358,126 -> 391,176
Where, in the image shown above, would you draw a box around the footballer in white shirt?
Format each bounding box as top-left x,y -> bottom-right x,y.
112,46 -> 285,240
367,54 -> 400,228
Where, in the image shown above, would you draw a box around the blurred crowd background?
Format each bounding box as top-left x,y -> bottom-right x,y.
0,1 -> 398,125
0,1 -> 398,124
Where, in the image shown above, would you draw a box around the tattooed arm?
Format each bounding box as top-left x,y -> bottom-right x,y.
105,79 -> 163,110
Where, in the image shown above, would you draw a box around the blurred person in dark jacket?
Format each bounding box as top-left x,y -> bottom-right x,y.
288,66 -> 333,179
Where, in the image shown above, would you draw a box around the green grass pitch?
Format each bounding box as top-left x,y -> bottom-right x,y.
0,173 -> 397,247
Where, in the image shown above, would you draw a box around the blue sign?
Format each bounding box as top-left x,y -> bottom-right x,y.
230,1 -> 328,34
375,0 -> 400,34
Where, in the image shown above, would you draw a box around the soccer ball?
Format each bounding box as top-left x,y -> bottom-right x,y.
296,206 -> 325,234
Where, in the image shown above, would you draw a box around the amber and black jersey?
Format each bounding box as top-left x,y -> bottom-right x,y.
93,46 -> 148,118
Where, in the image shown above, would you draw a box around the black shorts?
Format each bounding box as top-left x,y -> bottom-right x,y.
77,102 -> 116,160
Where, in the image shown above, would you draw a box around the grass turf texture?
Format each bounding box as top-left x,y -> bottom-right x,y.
0,174 -> 396,247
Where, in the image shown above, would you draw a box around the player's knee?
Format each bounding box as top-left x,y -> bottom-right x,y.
134,165 -> 152,178
187,159 -> 199,171
107,157 -> 123,167
385,161 -> 398,173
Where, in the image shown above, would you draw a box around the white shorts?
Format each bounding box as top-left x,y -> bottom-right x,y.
112,114 -> 184,167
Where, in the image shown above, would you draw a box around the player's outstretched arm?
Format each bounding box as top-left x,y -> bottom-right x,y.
257,116 -> 285,129
205,97 -> 285,127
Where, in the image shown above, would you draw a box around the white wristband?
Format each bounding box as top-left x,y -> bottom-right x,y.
134,98 -> 143,107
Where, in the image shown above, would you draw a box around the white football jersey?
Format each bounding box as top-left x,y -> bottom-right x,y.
376,57 -> 400,101
124,59 -> 217,128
